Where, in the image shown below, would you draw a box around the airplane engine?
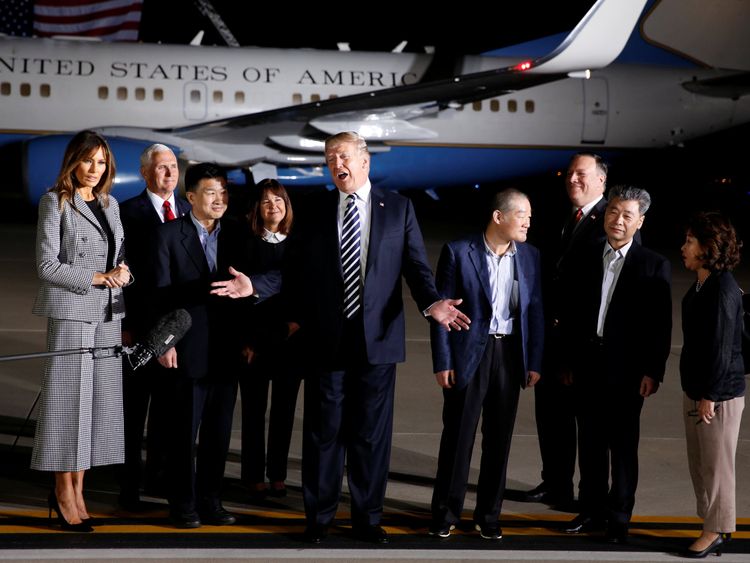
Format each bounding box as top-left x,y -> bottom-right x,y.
23,135 -> 153,205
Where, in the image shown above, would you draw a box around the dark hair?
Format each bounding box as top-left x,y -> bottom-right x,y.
50,130 -> 116,209
686,212 -> 742,272
184,162 -> 226,192
569,152 -> 608,177
489,188 -> 528,222
248,178 -> 293,236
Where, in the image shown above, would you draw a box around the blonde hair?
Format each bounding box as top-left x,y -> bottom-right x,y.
324,131 -> 369,155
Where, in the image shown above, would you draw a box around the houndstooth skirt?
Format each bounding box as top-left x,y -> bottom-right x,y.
30,317 -> 124,472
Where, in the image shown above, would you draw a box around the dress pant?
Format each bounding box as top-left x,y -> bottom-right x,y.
302,314 -> 396,527
240,365 -> 302,484
120,359 -> 170,496
683,394 -> 745,533
575,343 -> 643,526
166,373 -> 238,513
432,335 -> 521,525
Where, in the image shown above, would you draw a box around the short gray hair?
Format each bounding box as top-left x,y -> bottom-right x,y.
608,185 -> 651,215
491,188 -> 528,215
140,143 -> 174,168
325,131 -> 369,155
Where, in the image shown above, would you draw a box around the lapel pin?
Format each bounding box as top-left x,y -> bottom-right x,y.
379,201 -> 385,207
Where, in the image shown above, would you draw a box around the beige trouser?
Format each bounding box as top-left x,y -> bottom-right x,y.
683,393 -> 745,533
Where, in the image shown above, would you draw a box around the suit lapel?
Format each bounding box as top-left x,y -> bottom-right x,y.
329,190 -> 344,278
179,216 -> 209,274
366,188 -> 386,277
468,235 -> 492,304
73,192 -> 104,235
139,190 -> 164,226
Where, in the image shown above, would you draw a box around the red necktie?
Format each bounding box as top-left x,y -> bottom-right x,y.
574,207 -> 583,223
163,200 -> 176,222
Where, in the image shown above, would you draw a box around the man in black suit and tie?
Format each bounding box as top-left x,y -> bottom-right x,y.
211,131 -> 469,544
118,144 -> 191,509
525,153 -> 610,507
429,189 -> 544,540
559,185 -> 671,543
154,162 -> 278,528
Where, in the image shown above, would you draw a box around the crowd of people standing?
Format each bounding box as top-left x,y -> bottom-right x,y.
29,130 -> 745,557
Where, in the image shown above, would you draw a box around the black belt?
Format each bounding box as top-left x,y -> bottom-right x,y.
490,333 -> 513,339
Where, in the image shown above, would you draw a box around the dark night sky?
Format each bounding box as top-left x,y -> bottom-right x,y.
138,1 -> 597,54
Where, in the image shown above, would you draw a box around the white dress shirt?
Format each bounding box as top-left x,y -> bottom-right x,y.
262,229 -> 287,244
484,237 -> 519,335
596,239 -> 633,336
337,180 -> 372,281
146,189 -> 178,223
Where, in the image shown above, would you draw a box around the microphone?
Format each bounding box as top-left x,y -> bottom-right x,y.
127,309 -> 192,370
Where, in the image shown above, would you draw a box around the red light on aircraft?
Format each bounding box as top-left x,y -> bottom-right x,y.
514,61 -> 532,71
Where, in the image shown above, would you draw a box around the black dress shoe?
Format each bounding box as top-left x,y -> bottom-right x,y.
605,522 -> 629,544
563,514 -> 606,534
353,524 -> 389,544
522,482 -> 549,502
428,521 -> 456,538
199,507 -> 236,526
169,510 -> 201,529
304,523 -> 328,544
474,522 -> 503,540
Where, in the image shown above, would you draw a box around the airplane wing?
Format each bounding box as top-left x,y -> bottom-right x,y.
102,0 -> 647,164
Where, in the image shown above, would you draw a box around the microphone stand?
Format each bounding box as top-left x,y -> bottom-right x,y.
0,345 -> 135,451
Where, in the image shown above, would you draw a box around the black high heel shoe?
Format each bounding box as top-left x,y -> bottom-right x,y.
47,492 -> 93,532
683,534 -> 723,558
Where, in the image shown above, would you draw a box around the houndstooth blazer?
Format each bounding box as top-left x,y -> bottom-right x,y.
32,191 -> 126,322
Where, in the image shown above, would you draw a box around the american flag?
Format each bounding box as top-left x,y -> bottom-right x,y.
0,0 -> 143,41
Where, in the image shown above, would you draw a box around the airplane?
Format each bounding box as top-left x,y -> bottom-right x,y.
1,0 -> 749,205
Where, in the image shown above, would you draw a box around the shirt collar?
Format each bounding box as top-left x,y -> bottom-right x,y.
339,179 -> 372,205
577,194 -> 604,218
146,189 -> 176,212
483,236 -> 517,258
189,211 -> 220,235
603,238 -> 633,260
262,228 -> 287,243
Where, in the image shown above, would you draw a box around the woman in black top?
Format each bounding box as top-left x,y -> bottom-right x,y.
239,179 -> 301,499
679,212 -> 745,557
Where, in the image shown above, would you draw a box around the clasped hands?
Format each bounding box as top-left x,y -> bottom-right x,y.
94,262 -> 130,288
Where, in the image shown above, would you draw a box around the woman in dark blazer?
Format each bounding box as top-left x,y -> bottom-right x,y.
679,212 -> 745,557
239,179 -> 301,499
32,130 -> 131,531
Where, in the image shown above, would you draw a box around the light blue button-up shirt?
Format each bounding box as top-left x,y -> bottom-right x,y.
484,237 -> 519,335
190,212 -> 221,272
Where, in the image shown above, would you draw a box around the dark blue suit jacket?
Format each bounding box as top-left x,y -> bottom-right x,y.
120,189 -> 191,334
430,233 -> 544,390
288,187 -> 441,367
153,216 -> 279,379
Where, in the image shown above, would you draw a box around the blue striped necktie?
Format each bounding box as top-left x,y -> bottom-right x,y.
341,194 -> 361,319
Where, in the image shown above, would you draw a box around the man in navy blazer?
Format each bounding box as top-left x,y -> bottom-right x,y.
559,186 -> 671,543
118,144 -> 191,509
154,163 -> 279,528
429,189 -> 544,540
212,132 -> 469,544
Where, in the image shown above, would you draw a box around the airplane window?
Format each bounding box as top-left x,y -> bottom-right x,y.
213,90 -> 223,103
20,83 -> 31,97
311,94 -> 321,102
154,88 -> 164,101
472,101 -> 482,111
98,86 -> 108,99
117,87 -> 127,100
235,91 -> 245,104
1,82 -> 10,96
190,89 -> 201,102
135,87 -> 145,101
40,84 -> 50,97
525,100 -> 535,113
292,93 -> 302,105
508,100 -> 517,113
490,100 -> 500,112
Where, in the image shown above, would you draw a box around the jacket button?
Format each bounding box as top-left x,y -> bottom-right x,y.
81,236 -> 88,242
78,252 -> 85,257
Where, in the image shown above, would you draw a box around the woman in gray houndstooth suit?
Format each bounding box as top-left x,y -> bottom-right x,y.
31,130 -> 131,532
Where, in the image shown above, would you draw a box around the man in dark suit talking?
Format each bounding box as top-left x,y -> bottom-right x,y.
211,131 -> 470,544
559,185 -> 671,543
429,189 -> 544,540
